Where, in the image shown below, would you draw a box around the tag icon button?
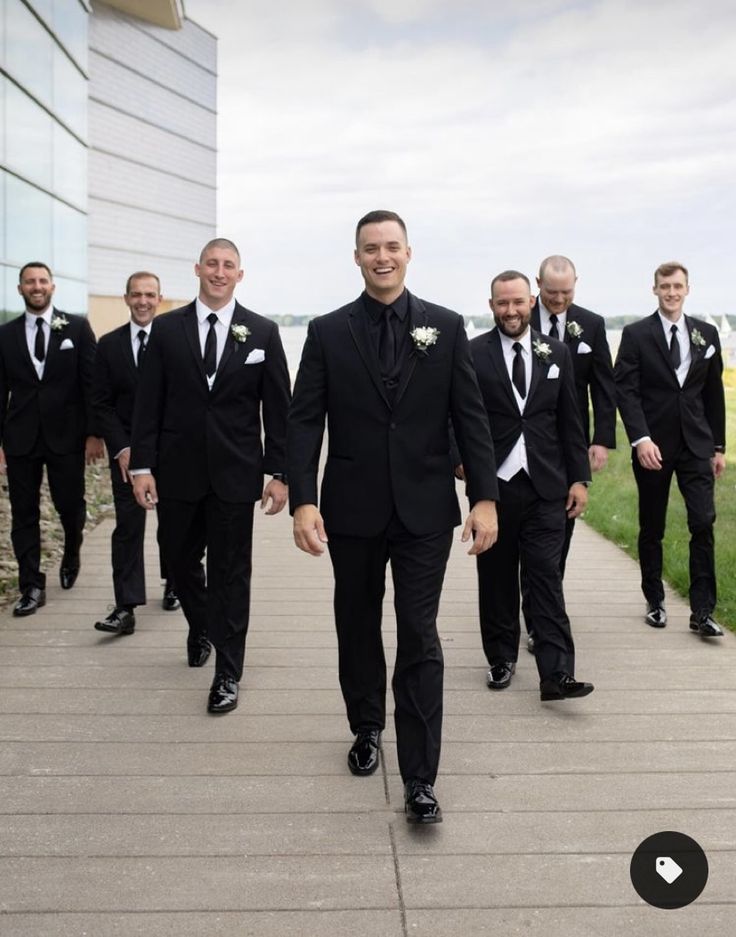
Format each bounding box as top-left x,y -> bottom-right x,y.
656,856 -> 683,885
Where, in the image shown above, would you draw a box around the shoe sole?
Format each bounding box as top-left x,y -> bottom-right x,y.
487,681 -> 512,690
94,624 -> 135,635
689,625 -> 723,638
405,809 -> 443,824
208,700 -> 238,714
541,686 -> 595,701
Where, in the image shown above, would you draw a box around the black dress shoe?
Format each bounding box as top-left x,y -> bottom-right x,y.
404,779 -> 442,824
94,607 -> 136,635
12,587 -> 46,617
645,604 -> 667,628
689,613 -> 724,637
526,633 -> 536,654
187,635 -> 211,667
59,557 -> 80,590
162,584 -> 180,611
540,673 -> 595,701
347,729 -> 381,776
207,673 -> 239,714
487,661 -> 515,690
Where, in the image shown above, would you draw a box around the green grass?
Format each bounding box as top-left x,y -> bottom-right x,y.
584,379 -> 736,632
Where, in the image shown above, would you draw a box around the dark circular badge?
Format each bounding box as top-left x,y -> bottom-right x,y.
630,831 -> 708,909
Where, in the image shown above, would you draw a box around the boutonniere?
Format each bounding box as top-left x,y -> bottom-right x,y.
690,328 -> 706,348
50,315 -> 69,332
231,324 -> 251,343
532,338 -> 552,363
410,326 -> 440,356
566,320 -> 583,339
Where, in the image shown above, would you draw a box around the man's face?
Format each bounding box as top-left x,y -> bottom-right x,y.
195,246 -> 243,309
354,221 -> 411,302
124,276 -> 161,327
536,267 -> 576,316
490,278 -> 534,338
653,270 -> 689,320
18,266 -> 55,313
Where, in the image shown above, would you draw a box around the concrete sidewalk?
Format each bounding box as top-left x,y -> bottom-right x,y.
1,506 -> 735,936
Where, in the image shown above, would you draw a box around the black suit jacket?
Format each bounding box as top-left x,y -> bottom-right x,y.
287,291 -> 499,537
92,323 -> 140,457
0,308 -> 97,456
469,328 -> 591,500
129,301 -> 290,503
531,299 -> 616,449
614,312 -> 726,461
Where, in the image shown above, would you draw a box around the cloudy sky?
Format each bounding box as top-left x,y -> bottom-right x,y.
185,0 -> 736,322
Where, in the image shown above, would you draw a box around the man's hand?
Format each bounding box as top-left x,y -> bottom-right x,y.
461,499 -> 498,555
566,482 -> 588,519
588,445 -> 609,472
712,452 -> 726,479
0,446 -> 5,474
635,439 -> 662,471
85,435 -> 105,464
132,473 -> 158,510
293,504 -> 328,556
116,447 -> 131,483
454,463 -> 465,481
261,478 -> 288,515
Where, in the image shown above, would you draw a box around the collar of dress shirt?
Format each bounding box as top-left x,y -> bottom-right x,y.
539,301 -> 567,333
25,307 -> 53,329
196,297 -> 236,328
498,327 -> 532,358
129,320 -> 152,341
657,308 -> 684,338
362,288 -> 409,325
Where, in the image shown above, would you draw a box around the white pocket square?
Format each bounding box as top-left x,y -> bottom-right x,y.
704,344 -> 716,359
577,342 -> 592,354
245,348 -> 265,365
547,363 -> 560,379
59,338 -> 74,350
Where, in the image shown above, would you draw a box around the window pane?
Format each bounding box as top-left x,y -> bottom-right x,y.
53,0 -> 88,72
53,121 -> 87,210
52,199 -> 87,280
53,275 -> 87,316
4,78 -> 53,191
53,44 -> 87,140
3,0 -> 54,112
5,174 -> 53,268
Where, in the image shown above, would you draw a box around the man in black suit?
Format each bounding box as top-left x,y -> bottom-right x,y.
130,239 -> 291,712
0,262 -> 103,616
615,261 -> 726,637
524,255 -> 616,653
287,210 -> 499,824
468,270 -> 594,701
92,272 -> 180,638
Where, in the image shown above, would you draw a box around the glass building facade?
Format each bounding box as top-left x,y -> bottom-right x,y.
1,0 -> 90,322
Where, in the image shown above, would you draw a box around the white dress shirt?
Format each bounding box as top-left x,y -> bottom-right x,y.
25,306 -> 53,379
539,302 -> 567,339
496,329 -> 531,481
196,297 -> 235,390
129,320 -> 152,362
657,310 -> 691,387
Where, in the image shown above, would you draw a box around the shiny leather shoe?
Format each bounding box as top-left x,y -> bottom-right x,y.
187,635 -> 211,668
540,673 -> 594,701
645,604 -> 667,628
526,633 -> 535,654
689,613 -> 724,637
94,607 -> 135,635
207,673 -> 239,714
404,779 -> 442,824
12,587 -> 46,617
59,557 -> 80,590
347,729 -> 381,776
162,583 -> 180,611
487,661 -> 515,690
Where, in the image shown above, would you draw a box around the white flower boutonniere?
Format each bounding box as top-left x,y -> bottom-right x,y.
50,315 -> 69,332
566,320 -> 583,339
410,326 -> 440,356
532,338 -> 552,363
231,324 -> 251,343
690,328 -> 706,348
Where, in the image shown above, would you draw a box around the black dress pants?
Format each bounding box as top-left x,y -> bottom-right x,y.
328,515 -> 453,785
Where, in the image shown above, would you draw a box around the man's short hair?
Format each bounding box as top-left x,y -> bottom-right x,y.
19,261 -> 53,282
355,210 -> 408,245
538,255 -> 576,279
491,270 -> 531,295
199,238 -> 241,263
126,271 -> 161,294
654,261 -> 688,284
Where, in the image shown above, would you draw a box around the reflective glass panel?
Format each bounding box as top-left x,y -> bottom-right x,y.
53,121 -> 87,210
52,199 -> 86,280
4,78 -> 53,191
3,0 -> 54,112
5,174 -> 53,268
54,274 -> 87,315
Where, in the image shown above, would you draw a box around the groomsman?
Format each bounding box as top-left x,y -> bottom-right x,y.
288,210 -> 498,823
468,270 -> 594,700
0,262 -> 103,616
92,272 -> 180,638
130,239 -> 290,713
615,262 -> 726,636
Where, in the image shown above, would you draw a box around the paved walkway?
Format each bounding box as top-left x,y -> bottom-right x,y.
1,505 -> 735,936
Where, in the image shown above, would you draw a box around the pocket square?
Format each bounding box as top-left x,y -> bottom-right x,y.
59,338 -> 74,350
577,342 -> 592,354
704,344 -> 716,359
547,363 -> 560,379
245,348 -> 265,365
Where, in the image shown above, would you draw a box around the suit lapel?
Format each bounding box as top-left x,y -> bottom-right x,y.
347,298 -> 390,408
13,315 -> 39,381
648,311 -> 680,382
119,325 -> 137,378
393,293 -> 424,408
181,303 -> 208,386
487,329 -> 518,409
527,330 -> 548,401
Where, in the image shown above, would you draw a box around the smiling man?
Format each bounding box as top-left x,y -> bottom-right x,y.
287,210 -> 499,824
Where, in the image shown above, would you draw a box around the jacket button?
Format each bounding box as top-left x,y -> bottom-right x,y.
390,422 -> 396,430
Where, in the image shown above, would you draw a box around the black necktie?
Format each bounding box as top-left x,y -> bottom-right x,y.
669,324 -> 681,370
34,318 -> 45,362
378,307 -> 397,374
512,342 -> 526,398
203,312 -> 218,377
136,329 -> 147,370
548,314 -> 559,341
